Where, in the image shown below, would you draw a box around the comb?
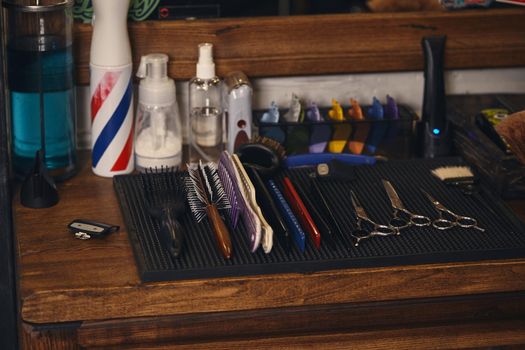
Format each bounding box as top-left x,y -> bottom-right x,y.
186,161 -> 233,259
244,165 -> 291,253
219,151 -> 262,252
218,152 -> 240,228
232,154 -> 273,253
267,179 -> 306,252
282,176 -> 321,249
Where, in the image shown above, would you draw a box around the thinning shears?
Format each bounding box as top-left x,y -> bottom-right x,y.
382,180 -> 431,230
349,191 -> 398,246
422,190 -> 485,232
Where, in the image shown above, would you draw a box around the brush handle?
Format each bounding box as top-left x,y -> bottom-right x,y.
206,204 -> 233,259
284,153 -> 376,168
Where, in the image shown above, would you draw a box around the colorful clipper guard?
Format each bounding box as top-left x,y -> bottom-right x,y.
283,93 -> 302,123
365,97 -> 387,154
384,94 -> 400,141
347,98 -> 369,154
260,101 -> 286,144
306,101 -> 331,153
327,99 -> 351,153
285,94 -> 309,155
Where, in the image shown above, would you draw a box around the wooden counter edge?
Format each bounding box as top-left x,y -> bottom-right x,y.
81,319 -> 525,350
20,258 -> 525,324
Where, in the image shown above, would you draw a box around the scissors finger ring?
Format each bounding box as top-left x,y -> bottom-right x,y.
432,218 -> 454,230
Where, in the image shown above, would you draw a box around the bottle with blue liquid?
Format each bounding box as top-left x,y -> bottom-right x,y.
5,0 -> 77,180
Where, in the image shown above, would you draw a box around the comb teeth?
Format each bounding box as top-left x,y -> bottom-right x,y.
219,151 -> 261,252
218,152 -> 240,228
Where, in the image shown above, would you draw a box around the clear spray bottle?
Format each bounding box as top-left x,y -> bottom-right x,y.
135,53 -> 182,171
189,43 -> 223,163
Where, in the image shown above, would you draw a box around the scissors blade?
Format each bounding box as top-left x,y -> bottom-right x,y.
350,191 -> 369,220
421,190 -> 446,211
382,180 -> 406,210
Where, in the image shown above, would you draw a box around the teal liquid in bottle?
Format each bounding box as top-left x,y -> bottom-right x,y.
8,36 -> 77,180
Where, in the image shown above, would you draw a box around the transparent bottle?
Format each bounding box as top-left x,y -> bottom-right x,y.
5,0 -> 77,180
135,54 -> 182,171
189,43 -> 223,163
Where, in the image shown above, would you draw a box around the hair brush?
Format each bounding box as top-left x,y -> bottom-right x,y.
186,161 -> 233,259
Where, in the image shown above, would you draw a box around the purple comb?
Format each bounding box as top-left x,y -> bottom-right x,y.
218,151 -> 240,228
219,151 -> 261,252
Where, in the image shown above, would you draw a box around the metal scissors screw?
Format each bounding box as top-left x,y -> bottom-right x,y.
421,190 -> 485,232
349,191 -> 398,246
382,180 -> 431,231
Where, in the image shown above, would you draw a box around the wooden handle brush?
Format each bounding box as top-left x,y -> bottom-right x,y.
187,161 -> 232,259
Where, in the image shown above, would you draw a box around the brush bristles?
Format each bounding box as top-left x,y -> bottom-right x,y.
186,164 -> 208,222
252,135 -> 286,160
203,162 -> 230,210
186,162 -> 231,223
431,166 -> 474,181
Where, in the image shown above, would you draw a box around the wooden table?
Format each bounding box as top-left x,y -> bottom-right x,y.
16,156 -> 525,349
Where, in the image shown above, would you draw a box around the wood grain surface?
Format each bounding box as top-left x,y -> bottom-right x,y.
14,153 -> 525,324
77,293 -> 525,348
73,9 -> 525,84
82,320 -> 525,350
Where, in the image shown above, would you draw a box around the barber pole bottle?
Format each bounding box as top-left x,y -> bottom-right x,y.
90,0 -> 134,177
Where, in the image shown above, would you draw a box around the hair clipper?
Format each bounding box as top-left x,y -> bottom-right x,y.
417,36 -> 452,158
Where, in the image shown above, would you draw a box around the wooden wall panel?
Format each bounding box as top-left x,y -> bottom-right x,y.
73,9 -> 525,85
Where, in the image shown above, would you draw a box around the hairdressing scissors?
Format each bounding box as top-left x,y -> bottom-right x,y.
349,191 -> 398,246
382,180 -> 431,230
422,190 -> 485,232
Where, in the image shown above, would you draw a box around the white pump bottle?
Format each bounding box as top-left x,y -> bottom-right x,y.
135,54 -> 182,171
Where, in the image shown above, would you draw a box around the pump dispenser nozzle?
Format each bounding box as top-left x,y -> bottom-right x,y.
196,43 -> 215,80
136,53 -> 174,107
137,53 -> 169,81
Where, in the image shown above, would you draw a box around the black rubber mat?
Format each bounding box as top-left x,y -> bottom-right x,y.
114,158 -> 525,282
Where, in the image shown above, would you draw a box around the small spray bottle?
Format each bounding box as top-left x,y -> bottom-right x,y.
189,43 -> 223,163
135,54 -> 182,171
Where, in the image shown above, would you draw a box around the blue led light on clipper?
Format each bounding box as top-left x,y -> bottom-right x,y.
433,128 -> 441,135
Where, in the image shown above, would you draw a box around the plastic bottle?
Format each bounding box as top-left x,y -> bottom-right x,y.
90,0 -> 134,177
225,71 -> 252,154
135,53 -> 182,171
188,43 -> 223,163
